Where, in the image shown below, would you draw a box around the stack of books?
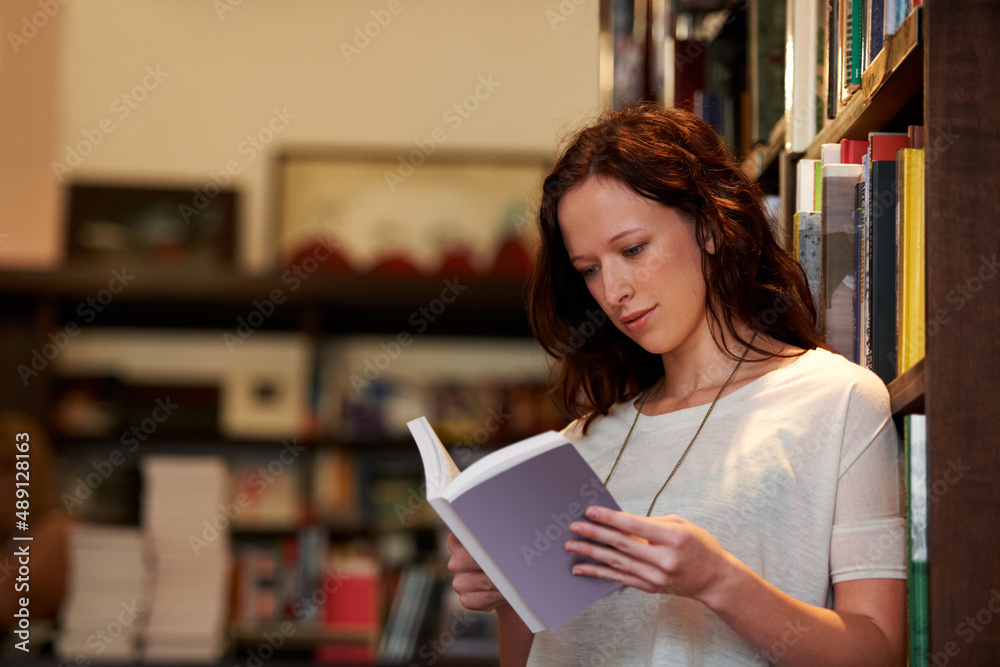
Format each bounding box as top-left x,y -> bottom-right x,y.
141,455 -> 232,662
56,524 -> 149,662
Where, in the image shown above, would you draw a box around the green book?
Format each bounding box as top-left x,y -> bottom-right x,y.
905,414 -> 928,666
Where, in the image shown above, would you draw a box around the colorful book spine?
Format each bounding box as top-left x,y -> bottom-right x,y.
904,414 -> 928,667
847,0 -> 864,90
853,176 -> 867,366
867,0 -> 886,67
869,158 -> 898,383
821,163 -> 863,359
795,211 -> 824,324
825,0 -> 840,119
840,138 -> 868,164
897,148 -> 925,374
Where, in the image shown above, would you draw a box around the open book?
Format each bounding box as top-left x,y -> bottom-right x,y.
406,417 -> 622,633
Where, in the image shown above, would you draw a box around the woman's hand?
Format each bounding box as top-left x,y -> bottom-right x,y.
446,532 -> 510,613
564,506 -> 738,608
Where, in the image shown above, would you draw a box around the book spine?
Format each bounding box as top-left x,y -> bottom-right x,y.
869,160 -> 898,383
820,164 -> 863,359
796,211 -> 824,324
905,414 -> 928,667
897,148 -> 926,374
786,0 -> 821,152
853,179 -> 866,365
825,0 -> 840,119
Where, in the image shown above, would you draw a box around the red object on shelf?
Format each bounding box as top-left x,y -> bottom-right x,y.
322,565 -> 380,631
840,138 -> 869,164
286,238 -> 354,273
437,247 -> 478,277
492,236 -> 534,277
369,253 -> 422,277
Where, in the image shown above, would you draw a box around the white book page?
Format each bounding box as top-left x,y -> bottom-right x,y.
407,417 -> 461,499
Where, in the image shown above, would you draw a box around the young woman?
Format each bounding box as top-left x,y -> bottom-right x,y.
448,103 -> 905,666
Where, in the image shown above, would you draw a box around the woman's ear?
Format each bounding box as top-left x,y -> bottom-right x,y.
700,224 -> 717,255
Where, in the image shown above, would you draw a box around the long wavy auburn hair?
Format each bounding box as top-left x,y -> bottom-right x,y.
528,102 -> 827,432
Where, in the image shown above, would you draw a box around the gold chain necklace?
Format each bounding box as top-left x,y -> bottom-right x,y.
603,332 -> 758,517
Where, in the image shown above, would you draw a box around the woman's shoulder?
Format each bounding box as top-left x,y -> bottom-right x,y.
776,347 -> 892,415
559,398 -> 635,442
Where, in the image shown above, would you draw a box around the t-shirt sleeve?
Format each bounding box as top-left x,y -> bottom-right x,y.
829,378 -> 907,583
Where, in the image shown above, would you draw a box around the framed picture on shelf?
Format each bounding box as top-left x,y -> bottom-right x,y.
274,149 -> 550,278
64,182 -> 238,268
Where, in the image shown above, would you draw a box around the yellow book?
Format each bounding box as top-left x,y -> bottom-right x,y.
897,148 -> 925,373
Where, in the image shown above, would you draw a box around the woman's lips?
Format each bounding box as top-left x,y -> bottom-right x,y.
623,307 -> 655,332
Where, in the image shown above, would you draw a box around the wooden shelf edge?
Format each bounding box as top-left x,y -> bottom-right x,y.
742,117 -> 786,180
888,356 -> 925,416
0,266 -> 530,305
230,623 -> 378,647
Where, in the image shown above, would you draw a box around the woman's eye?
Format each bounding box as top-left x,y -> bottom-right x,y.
623,243 -> 646,258
579,266 -> 598,279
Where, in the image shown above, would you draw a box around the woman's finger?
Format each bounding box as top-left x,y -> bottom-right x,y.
583,506 -> 682,544
569,559 -> 665,594
565,537 -> 671,590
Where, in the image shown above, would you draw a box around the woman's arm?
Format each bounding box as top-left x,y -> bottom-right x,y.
565,508 -> 905,667
496,605 -> 534,667
447,532 -> 534,667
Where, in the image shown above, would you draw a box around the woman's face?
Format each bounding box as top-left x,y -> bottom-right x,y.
557,176 -> 711,357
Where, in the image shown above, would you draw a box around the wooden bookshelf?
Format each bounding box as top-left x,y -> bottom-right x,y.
923,1 -> 1000,662
0,263 -> 535,664
774,1 -> 1000,661
887,357 -> 925,417
742,116 -> 786,181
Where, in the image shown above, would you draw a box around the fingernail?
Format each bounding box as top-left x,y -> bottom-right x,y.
564,541 -> 577,553
586,506 -> 598,519
569,522 -> 582,533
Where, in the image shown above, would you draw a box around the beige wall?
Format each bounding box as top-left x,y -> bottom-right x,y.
0,0 -> 63,268
1,0 -> 600,272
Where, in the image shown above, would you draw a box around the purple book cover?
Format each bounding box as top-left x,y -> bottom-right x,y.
449,443 -> 622,631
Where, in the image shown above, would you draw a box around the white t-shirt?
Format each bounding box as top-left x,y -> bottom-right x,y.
526,348 -> 905,666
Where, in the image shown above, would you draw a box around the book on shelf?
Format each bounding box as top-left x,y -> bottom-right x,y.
896,147 -> 925,374
824,0 -> 840,119
841,0 -> 863,101
784,0 -> 822,152
795,211 -> 824,326
904,414 -> 928,667
841,138 -> 868,165
141,455 -> 232,663
229,455 -> 304,529
793,158 -> 823,325
868,157 -> 898,382
796,158 -> 822,214
853,173 -> 868,366
883,0 -> 905,39
865,0 -> 885,68
56,524 -> 150,663
750,0 -> 787,144
406,416 -> 622,633
378,563 -> 436,665
867,132 -> 910,383
821,162 -> 864,360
